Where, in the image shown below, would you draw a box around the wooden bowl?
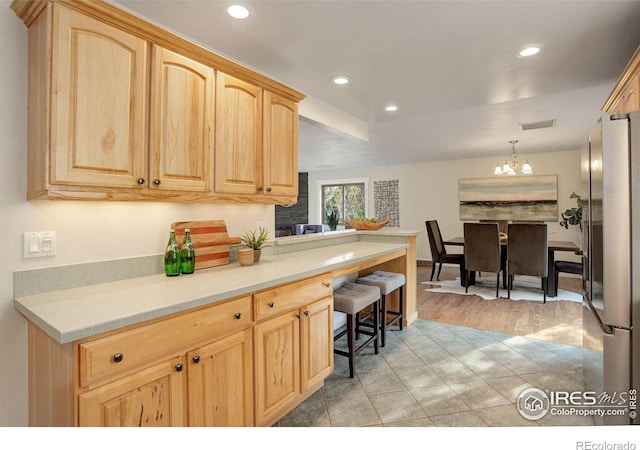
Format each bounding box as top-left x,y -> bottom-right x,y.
345,220 -> 390,230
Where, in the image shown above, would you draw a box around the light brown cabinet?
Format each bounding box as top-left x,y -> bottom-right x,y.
150,46 -> 214,194
13,0 -> 304,203
79,356 -> 187,427
35,4 -> 148,195
215,73 -> 299,204
603,45 -> 640,114
25,274 -> 334,427
253,275 -> 333,426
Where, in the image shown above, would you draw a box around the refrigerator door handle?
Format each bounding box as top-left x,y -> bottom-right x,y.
585,296 -> 614,335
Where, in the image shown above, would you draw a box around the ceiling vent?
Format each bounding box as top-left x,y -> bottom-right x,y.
520,119 -> 556,131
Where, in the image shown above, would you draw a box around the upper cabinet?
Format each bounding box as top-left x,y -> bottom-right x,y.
214,73 -> 299,204
150,46 -> 214,194
604,45 -> 640,115
12,0 -> 304,203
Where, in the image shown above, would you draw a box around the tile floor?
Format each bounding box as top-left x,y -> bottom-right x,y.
275,319 -> 593,427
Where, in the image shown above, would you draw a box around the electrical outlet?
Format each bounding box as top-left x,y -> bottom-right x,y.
23,231 -> 56,258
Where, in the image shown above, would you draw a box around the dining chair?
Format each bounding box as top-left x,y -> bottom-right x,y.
425,220 -> 465,283
463,222 -> 502,297
506,223 -> 548,302
479,219 -> 508,233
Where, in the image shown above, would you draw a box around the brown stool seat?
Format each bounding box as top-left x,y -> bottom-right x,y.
356,271 -> 405,347
333,282 -> 380,378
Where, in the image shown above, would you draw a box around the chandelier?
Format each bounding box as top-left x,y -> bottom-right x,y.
494,139 -> 533,175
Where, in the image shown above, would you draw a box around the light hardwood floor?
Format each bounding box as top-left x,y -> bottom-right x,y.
415,264 -> 584,347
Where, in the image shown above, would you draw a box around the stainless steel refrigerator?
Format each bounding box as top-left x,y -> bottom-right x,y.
582,111 -> 639,425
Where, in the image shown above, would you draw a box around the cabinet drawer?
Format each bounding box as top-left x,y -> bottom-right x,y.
79,295 -> 251,387
253,274 -> 332,321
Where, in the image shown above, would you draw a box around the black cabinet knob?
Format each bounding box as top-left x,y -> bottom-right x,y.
113,353 -> 124,363
257,186 -> 263,192
296,313 -> 301,319
268,302 -> 275,308
175,363 -> 184,372
266,187 -> 272,192
153,179 -> 161,185
324,282 -> 331,288
192,356 -> 200,364
234,313 -> 242,319
137,178 -> 145,185
304,310 -> 309,316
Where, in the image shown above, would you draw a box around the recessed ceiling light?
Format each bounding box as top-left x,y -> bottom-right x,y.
331,75 -> 351,85
517,45 -> 543,58
385,105 -> 398,112
227,3 -> 250,19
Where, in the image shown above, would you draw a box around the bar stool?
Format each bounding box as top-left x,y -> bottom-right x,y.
356,270 -> 405,347
333,282 -> 380,378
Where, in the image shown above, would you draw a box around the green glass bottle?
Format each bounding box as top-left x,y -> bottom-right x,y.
180,228 -> 195,274
164,230 -> 180,277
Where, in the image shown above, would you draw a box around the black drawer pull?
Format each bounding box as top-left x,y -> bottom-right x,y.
113,353 -> 124,363
192,356 -> 200,364
234,313 -> 242,319
268,302 -> 275,308
175,363 -> 183,372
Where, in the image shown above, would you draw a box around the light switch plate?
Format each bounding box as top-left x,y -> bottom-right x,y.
23,231 -> 56,258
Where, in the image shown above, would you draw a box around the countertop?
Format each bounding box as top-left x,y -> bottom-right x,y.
14,240 -> 409,344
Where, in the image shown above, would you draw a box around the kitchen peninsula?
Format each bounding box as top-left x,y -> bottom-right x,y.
14,229 -> 418,427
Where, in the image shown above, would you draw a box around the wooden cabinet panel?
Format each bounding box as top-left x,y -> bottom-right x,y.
254,309 -> 300,425
78,356 -> 187,426
79,296 -> 251,387
300,297 -> 334,392
215,72 -> 263,195
187,329 -> 254,426
263,91 -> 298,197
621,74 -> 640,113
150,46 -> 214,192
253,274 -> 332,321
51,4 -> 147,189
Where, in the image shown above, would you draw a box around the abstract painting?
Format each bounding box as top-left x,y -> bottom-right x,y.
459,175 -> 558,221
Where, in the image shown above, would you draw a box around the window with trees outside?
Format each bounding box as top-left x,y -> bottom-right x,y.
322,182 -> 366,225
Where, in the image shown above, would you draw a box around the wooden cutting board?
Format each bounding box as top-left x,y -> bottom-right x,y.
171,220 -> 241,269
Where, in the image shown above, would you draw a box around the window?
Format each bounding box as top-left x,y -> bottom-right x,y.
321,181 -> 366,224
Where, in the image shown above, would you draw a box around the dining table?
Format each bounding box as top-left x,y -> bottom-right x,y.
443,236 -> 580,297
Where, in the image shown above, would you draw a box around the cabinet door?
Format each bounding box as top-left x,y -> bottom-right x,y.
254,309 -> 300,425
214,72 -> 263,195
78,356 -> 187,427
300,297 -> 334,393
263,91 -> 298,198
187,329 -> 254,426
51,5 -> 147,189
150,46 -> 214,192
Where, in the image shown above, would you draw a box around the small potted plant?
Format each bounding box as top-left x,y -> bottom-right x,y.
240,226 -> 271,263
326,207 -> 339,231
559,192 -> 583,230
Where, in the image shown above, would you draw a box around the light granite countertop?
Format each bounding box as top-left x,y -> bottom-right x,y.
14,240 -> 410,344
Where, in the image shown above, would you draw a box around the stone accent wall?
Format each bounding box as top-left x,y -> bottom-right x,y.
275,172 -> 309,233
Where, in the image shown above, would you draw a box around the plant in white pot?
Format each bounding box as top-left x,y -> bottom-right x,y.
240,226 -> 271,263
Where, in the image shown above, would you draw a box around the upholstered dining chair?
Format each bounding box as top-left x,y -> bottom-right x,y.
425,220 -> 465,282
506,223 -> 548,302
479,219 -> 508,233
463,222 -> 502,297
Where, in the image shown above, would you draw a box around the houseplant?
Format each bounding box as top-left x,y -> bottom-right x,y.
240,226 -> 271,262
326,208 -> 339,231
559,192 -> 583,230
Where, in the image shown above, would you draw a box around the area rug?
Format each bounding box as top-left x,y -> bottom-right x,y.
422,276 -> 583,302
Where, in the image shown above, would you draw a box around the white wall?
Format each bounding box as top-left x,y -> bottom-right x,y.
0,4 -> 274,426
309,151 -> 583,263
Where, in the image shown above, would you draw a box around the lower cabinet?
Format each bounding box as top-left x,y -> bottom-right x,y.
187,329 -> 254,426
254,296 -> 333,426
79,356 -> 187,426
27,275 -> 334,427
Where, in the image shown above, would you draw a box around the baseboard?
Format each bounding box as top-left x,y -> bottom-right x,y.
417,259 -> 431,266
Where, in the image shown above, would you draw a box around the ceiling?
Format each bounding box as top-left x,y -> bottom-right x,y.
116,0 -> 640,172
